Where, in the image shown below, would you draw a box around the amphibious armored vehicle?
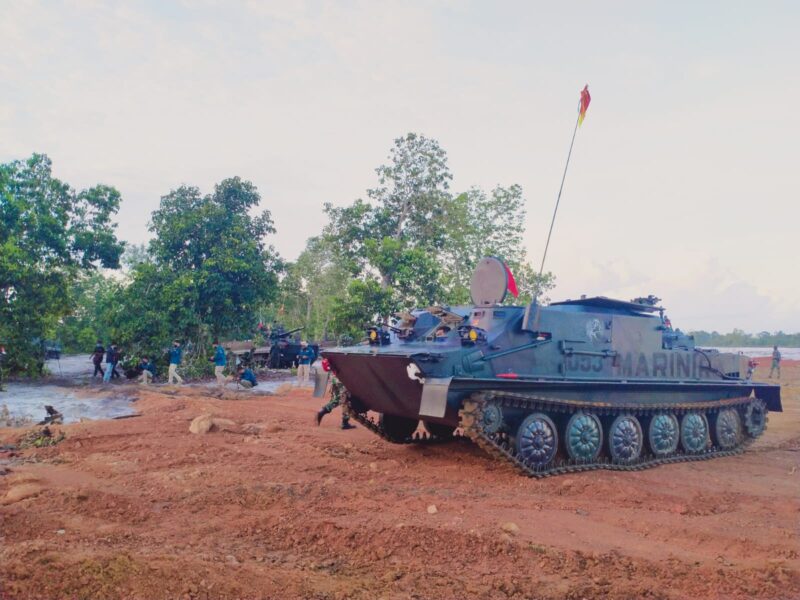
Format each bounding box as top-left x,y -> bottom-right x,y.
321,257 -> 781,477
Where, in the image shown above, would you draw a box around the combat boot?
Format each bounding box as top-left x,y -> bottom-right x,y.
315,408 -> 328,426
341,421 -> 356,430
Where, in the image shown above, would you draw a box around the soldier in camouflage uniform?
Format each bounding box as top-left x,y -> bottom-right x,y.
315,369 -> 356,430
769,346 -> 781,379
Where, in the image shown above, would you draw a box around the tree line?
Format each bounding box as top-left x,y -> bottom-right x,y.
2,133 -> 555,375
689,330 -> 800,348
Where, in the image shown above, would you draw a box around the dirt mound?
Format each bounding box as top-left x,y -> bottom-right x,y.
1,368 -> 799,599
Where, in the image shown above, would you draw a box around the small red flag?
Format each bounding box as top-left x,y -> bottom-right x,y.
578,84 -> 591,126
504,264 -> 519,298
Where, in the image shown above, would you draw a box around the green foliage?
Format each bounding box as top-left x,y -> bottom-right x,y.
272,236 -> 351,340
310,132 -> 555,331
689,329 -> 800,347
55,272 -> 121,353
331,279 -> 396,339
441,185 -> 553,305
54,176 -> 282,371
0,154 -> 124,374
75,177 -> 283,367
45,132 -> 558,376
148,178 -> 281,339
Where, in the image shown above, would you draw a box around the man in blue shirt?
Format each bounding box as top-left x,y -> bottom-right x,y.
296,341 -> 314,386
211,341 -> 227,386
139,356 -> 156,385
103,343 -> 121,383
168,340 -> 183,385
236,365 -> 258,389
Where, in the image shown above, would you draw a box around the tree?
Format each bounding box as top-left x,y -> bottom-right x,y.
146,177 -> 281,341
54,271 -> 121,353
0,154 -> 123,373
320,134 -> 555,331
441,185 -> 553,305
55,176 -> 283,371
75,176 -> 284,367
331,279 -> 396,339
274,236 -> 352,340
324,133 -> 452,308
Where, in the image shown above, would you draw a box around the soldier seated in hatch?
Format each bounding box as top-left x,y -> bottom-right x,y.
434,325 -> 451,341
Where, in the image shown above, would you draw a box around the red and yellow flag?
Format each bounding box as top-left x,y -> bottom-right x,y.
578,84 -> 591,126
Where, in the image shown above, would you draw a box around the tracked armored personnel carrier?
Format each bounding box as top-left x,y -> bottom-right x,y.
322,257 -> 781,477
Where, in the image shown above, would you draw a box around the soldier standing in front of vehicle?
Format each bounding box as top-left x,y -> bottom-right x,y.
211,341 -> 226,386
769,345 -> 781,379
168,340 -> 184,385
296,341 -> 314,386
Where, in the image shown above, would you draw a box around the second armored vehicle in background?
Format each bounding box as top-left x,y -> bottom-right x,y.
225,327 -> 319,369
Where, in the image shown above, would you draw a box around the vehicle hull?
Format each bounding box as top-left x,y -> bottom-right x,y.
324,349 -> 782,428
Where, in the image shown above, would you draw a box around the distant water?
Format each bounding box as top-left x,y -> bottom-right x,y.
0,384 -> 136,426
708,346 -> 800,359
0,354 -> 304,426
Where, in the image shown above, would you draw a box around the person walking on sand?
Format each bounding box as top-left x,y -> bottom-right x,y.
211,340 -> 227,386
102,343 -> 120,383
769,345 -> 781,379
92,340 -> 105,378
296,341 -> 314,386
168,340 -> 184,385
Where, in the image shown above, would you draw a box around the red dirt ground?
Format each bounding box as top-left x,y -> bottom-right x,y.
1,363 -> 799,600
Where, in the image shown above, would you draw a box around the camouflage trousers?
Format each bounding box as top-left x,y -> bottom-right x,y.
321,378 -> 350,425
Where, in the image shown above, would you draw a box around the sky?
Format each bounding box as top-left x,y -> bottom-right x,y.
2,1 -> 799,332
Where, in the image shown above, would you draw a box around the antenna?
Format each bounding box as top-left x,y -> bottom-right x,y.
530,85 -> 591,329
535,84 -> 591,300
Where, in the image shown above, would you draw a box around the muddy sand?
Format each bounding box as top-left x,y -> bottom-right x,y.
1,362 -> 799,599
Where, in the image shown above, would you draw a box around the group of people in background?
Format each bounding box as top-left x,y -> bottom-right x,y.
89,337 -> 353,431
211,340 -> 258,389
91,339 -> 263,389
91,341 -> 120,383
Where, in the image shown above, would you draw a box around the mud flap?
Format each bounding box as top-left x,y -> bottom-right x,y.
419,377 -> 452,418
313,370 -> 330,398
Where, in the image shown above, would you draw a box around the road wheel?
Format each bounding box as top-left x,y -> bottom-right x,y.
516,413 -> 558,469
712,408 -> 741,449
564,412 -> 602,462
648,413 -> 679,456
680,413 -> 709,454
743,399 -> 767,438
608,415 -> 643,464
